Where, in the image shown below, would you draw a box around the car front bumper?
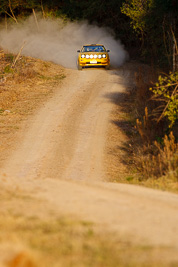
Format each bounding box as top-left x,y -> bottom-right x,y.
79,58 -> 110,67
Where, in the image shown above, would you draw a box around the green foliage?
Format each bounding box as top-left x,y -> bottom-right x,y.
4,65 -> 13,73
5,53 -> 14,62
121,0 -> 177,67
150,72 -> 178,128
121,0 -> 154,35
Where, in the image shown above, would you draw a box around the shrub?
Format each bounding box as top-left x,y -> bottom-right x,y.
136,132 -> 178,180
150,72 -> 178,128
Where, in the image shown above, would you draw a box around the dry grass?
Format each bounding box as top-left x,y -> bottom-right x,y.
106,63 -> 178,192
135,132 -> 178,180
0,50 -> 66,165
133,69 -> 178,186
0,185 -> 176,267
134,66 -> 165,142
132,72 -> 177,192
0,204 -> 176,267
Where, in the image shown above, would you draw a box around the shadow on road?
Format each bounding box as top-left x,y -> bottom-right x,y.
103,65 -> 139,176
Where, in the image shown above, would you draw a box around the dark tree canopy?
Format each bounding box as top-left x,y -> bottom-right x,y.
0,0 -> 177,68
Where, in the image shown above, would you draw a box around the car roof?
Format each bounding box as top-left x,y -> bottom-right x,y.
83,44 -> 104,47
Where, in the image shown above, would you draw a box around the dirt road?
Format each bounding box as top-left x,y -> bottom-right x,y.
1,67 -> 178,262
2,68 -> 129,181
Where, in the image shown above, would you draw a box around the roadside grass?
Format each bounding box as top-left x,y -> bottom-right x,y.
131,67 -> 178,192
0,49 -> 66,165
0,185 -> 176,267
106,63 -> 178,193
38,74 -> 66,81
0,188 -> 176,267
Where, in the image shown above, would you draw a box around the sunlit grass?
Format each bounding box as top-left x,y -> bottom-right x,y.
0,185 -> 176,267
0,186 -> 171,266
0,214 -> 175,267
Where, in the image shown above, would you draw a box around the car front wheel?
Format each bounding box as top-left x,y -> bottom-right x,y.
77,62 -> 82,70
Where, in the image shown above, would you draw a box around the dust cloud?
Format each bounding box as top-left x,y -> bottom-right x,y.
0,15 -> 128,69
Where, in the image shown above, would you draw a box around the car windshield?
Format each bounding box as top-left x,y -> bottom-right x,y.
82,46 -> 106,52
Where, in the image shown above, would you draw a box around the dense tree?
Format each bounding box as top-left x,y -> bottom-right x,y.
121,0 -> 178,68
0,0 -> 177,68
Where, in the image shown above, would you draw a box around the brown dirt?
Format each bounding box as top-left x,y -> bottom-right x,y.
1,57 -> 178,265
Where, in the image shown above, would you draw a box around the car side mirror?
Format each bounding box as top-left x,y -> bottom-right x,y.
107,50 -> 110,52
77,50 -> 80,52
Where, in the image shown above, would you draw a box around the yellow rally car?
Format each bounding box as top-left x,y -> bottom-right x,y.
77,44 -> 110,70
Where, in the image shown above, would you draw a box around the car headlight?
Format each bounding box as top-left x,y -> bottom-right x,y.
86,55 -> 90,59
94,54 -> 97,59
90,55 -> 94,59
81,54 -> 85,58
98,55 -> 102,59
102,54 -> 106,58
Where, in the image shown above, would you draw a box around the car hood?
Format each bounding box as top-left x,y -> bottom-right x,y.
80,52 -> 107,55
